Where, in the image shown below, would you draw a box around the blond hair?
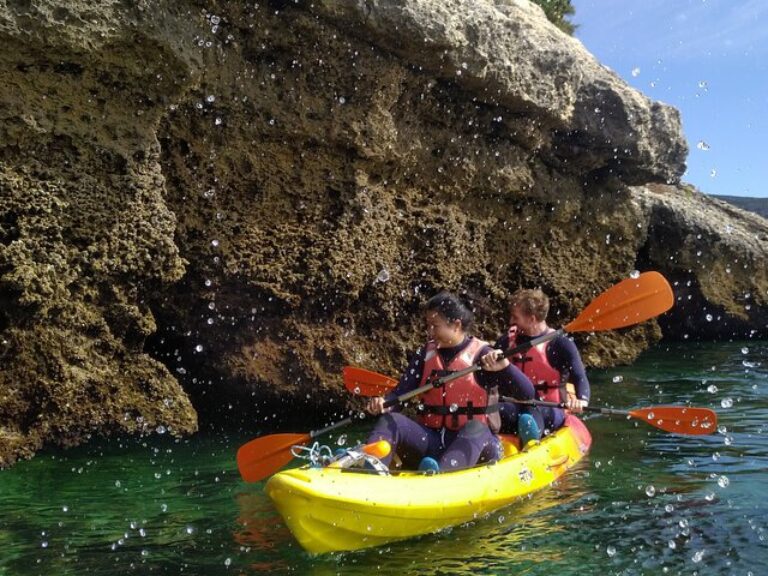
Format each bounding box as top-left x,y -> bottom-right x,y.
509,288 -> 549,321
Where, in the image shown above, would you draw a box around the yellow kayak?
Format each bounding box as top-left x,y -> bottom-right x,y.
265,415 -> 591,554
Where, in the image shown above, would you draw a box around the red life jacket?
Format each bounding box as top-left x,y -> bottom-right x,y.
418,337 -> 500,432
507,326 -> 564,403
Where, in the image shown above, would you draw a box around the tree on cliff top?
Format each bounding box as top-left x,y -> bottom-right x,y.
532,0 -> 577,35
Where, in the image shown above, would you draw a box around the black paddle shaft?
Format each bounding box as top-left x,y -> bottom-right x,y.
500,396 -> 630,417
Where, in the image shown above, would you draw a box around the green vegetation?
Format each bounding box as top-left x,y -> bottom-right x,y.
531,0 -> 577,35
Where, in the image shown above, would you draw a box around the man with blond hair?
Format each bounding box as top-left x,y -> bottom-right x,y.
480,288 -> 590,444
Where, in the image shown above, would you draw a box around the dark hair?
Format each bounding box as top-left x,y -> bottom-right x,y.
425,291 -> 475,332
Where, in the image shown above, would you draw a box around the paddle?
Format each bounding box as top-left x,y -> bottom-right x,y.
237,271 -> 674,482
343,366 -> 398,397
343,271 -> 674,396
500,396 -> 718,435
237,375 -> 448,482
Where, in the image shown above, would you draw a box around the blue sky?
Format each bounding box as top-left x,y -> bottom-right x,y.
572,0 -> 768,198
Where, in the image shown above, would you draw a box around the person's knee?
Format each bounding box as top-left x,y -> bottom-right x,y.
461,419 -> 488,438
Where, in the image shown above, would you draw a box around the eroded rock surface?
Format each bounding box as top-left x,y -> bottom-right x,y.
1,0 -> 765,465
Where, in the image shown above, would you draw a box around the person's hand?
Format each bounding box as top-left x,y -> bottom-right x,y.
365,396 -> 389,415
479,350 -> 510,372
566,393 -> 588,413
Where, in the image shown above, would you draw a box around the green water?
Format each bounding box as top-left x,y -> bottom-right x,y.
1,342 -> 767,575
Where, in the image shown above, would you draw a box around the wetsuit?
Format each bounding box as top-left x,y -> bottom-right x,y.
366,337 -> 536,471
495,330 -> 590,435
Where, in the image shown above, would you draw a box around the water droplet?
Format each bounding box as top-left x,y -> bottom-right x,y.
712,452 -> 720,461
612,375 -> 624,383
376,268 -> 390,283
41,541 -> 48,548
156,425 -> 166,434
697,80 -> 708,89
664,504 -> 674,513
606,545 -> 617,557
336,434 -> 348,446
186,526 -> 195,535
717,475 -> 729,488
206,94 -> 216,103
705,314 -> 713,322
115,480 -> 121,488
338,96 -> 346,104
497,515 -> 505,523
696,141 -> 710,151
353,386 -> 361,395
646,412 -> 655,420
720,397 -> 733,408
215,117 -> 222,126
668,540 -> 676,549
629,270 -> 640,279
204,279 -> 212,287
224,558 -> 232,567
195,344 -> 203,353
692,549 -> 705,563
741,347 -> 749,354
631,67 -> 640,77
211,239 -> 219,248
161,504 -> 168,512
705,492 -> 716,501
724,435 -> 733,446
645,485 -> 656,497
707,384 -> 718,394
449,403 -> 459,413
710,168 -> 717,178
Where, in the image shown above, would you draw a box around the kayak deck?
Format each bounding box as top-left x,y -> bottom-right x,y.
265,415 -> 591,554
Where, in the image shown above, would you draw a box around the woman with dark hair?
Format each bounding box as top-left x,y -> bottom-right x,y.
365,291 -> 537,472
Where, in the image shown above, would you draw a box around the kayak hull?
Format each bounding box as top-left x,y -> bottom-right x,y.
266,415 -> 591,554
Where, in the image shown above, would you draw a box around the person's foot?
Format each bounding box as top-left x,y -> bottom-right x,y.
518,414 -> 541,449
418,456 -> 440,474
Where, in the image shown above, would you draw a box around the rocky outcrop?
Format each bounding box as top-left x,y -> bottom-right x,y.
632,185 -> 768,340
1,0 -> 765,465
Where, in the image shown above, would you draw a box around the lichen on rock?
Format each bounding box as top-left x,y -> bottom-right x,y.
0,0 -> 766,466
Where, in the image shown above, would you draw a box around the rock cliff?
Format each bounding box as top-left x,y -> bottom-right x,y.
1,0 -> 766,465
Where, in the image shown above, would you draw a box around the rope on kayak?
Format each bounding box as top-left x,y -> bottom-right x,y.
291,442 -> 335,467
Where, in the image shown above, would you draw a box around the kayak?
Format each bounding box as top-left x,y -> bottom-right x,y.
265,414 -> 591,554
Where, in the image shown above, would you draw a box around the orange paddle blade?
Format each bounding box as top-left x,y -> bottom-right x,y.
628,406 -> 717,435
236,432 -> 310,483
343,366 -> 398,396
565,271 -> 673,333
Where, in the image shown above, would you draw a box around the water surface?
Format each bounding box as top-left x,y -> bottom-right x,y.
1,342 -> 766,575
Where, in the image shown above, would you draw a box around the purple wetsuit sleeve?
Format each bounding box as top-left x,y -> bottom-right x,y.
475,345 -> 536,400
548,336 -> 590,401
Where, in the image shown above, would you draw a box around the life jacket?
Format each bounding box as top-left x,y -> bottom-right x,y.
418,337 -> 500,432
507,326 -> 564,403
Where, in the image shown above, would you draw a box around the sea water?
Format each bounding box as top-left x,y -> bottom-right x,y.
1,342 -> 766,575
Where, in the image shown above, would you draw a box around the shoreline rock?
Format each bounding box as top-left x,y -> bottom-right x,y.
1,0 -> 765,466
